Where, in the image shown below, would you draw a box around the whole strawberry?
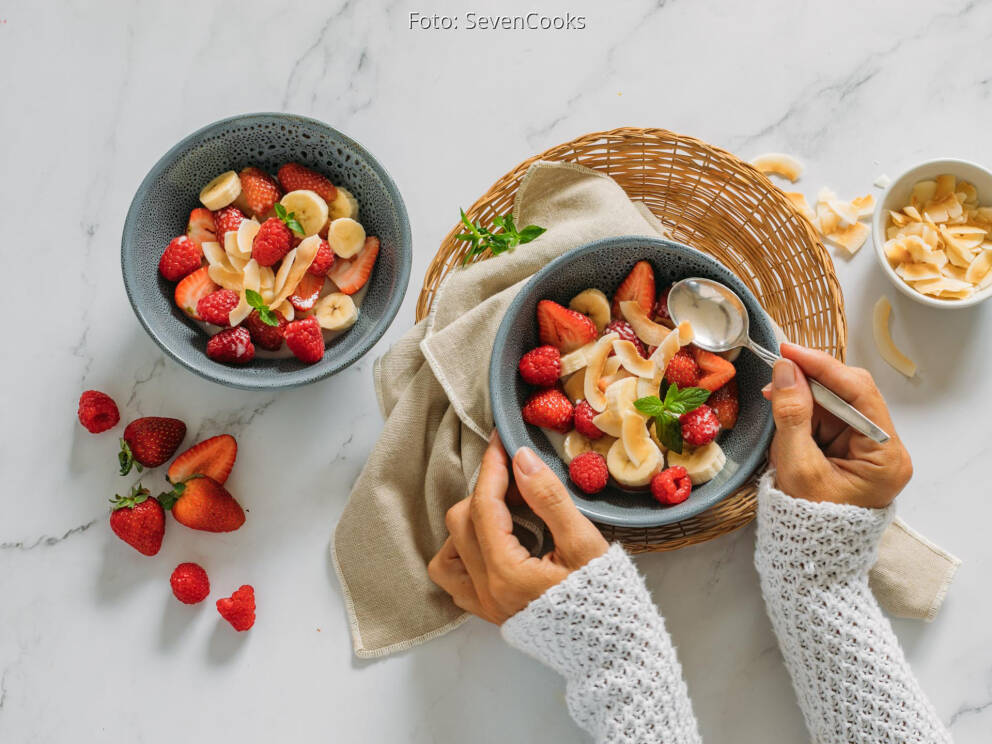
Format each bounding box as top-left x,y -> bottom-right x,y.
522,388 -> 574,433
78,390 -> 120,433
119,416 -> 187,474
518,345 -> 561,387
109,483 -> 165,556
573,400 -> 604,439
170,562 -> 210,605
159,475 -> 245,533
196,289 -> 240,327
159,235 -> 203,281
664,348 -> 701,388
679,404 -> 721,447
277,162 -> 337,204
307,239 -> 335,276
252,217 -> 292,266
213,205 -> 246,243
569,451 -> 609,494
284,317 -> 325,364
238,167 -> 281,217
244,308 -> 286,351
206,327 -> 255,364
217,585 -> 255,631
708,380 -> 739,430
603,320 -> 647,358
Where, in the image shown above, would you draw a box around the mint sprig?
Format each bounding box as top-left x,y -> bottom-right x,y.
455,209 -> 546,265
634,383 -> 711,454
274,203 -> 305,237
245,289 -> 280,327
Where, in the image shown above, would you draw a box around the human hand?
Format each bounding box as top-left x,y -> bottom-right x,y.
427,434 -> 609,624
763,343 -> 913,509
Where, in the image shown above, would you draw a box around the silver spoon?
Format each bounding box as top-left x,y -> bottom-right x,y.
667,277 -> 890,443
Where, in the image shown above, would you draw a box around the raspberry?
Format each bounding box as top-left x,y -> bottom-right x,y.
251,217 -> 292,267
679,404 -> 721,447
653,285 -> 672,322
709,380 -> 739,430
573,400 -> 604,440
518,345 -> 561,387
651,466 -> 691,505
277,163 -> 337,204
307,239 -> 335,276
569,452 -> 609,494
213,206 -> 246,243
521,388 -> 574,433
158,236 -> 203,281
170,562 -> 210,604
244,309 -> 287,351
196,289 -> 240,327
217,585 -> 255,631
603,320 -> 647,358
206,327 -> 255,364
284,316 -> 325,364
78,390 -> 120,433
664,349 -> 701,388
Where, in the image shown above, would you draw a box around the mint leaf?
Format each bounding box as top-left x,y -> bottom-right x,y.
518,225 -> 546,243
663,382 -> 710,415
274,203 -> 305,236
456,208 -> 545,265
244,289 -> 280,326
655,412 -> 684,454
634,396 -> 665,417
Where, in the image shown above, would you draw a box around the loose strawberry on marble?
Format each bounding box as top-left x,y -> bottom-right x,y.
213,205 -> 246,243
168,434 -> 237,485
536,300 -> 597,353
159,476 -> 245,533
186,208 -> 217,245
237,166 -> 281,217
174,267 -> 219,319
277,163 -> 337,204
328,236 -> 379,295
518,345 -> 561,387
217,585 -> 255,631
284,317 -> 325,364
252,217 -> 292,267
307,239 -> 335,276
288,273 -> 324,312
611,260 -> 655,319
244,308 -> 286,351
159,236 -> 203,281
77,390 -> 120,433
522,388 -> 574,433
119,416 -> 187,474
196,289 -> 240,327
109,483 -> 165,556
206,327 -> 255,364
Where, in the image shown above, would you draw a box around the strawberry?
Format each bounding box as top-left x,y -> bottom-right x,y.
522,388 -> 574,433
328,236 -> 379,295
168,434 -> 237,485
603,320 -> 647,358
78,390 -> 120,433
536,300 -> 597,353
238,167 -> 281,217
284,316 -> 325,364
664,349 -> 701,388
277,162 -> 337,203
251,217 -> 292,267
653,285 -> 672,323
206,327 -> 255,364
709,379 -> 739,430
244,308 -> 286,351
170,562 -> 210,605
119,417 -> 187,474
288,273 -> 324,312
612,261 -> 655,319
159,235 -> 203,281
196,289 -> 240,327
692,346 -> 736,391
160,475 -> 245,533
679,405 -> 721,447
569,452 -> 609,494
174,267 -> 219,320
213,205 -> 246,243
573,400 -> 604,439
518,345 -> 561,387
109,483 -> 165,556
651,466 -> 691,506
186,208 -> 217,245
217,585 -> 255,631
307,239 -> 335,276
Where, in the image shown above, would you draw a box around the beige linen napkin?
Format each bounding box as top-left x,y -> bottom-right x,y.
331,161 -> 959,658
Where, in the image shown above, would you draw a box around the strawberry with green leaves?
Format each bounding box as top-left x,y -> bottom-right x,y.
109,483 -> 165,556
119,417 -> 187,475
159,475 -> 245,533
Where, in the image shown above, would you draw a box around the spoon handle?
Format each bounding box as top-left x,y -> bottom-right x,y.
747,341 -> 891,444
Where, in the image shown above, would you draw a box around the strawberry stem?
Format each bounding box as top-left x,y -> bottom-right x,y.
118,438 -> 143,476
110,482 -> 151,510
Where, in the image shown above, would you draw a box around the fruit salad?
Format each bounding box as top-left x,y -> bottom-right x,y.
516,261 -> 740,506
158,163 -> 381,365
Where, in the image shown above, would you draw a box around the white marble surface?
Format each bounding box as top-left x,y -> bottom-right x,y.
2,0 -> 991,740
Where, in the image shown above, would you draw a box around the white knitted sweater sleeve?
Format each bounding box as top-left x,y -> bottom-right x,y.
501,544 -> 701,744
755,472 -> 952,743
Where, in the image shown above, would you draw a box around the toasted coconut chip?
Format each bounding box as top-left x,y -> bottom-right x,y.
911,180 -> 937,210
591,409 -> 622,438
941,264 -> 969,282
851,194 -> 875,218
884,239 -> 913,265
274,299 -> 294,322
872,297 -> 916,377
620,301 -> 674,347
207,263 -> 242,292
826,199 -> 859,227
874,174 -> 892,188
817,187 -> 837,203
270,236 -> 321,310
604,376 -> 639,417
913,276 -> 973,296
888,210 -> 910,227
613,340 -> 657,378
559,341 -> 595,377
957,181 -> 978,206
228,259 -> 261,327
258,266 -> 275,305
903,205 -> 922,222
784,191 -> 815,220
235,219 -> 260,259
815,202 -> 841,235
895,262 -> 942,282
965,250 -> 992,283
934,174 -> 956,200
202,241 -> 229,269
648,321 -> 694,373
583,333 -> 619,413
751,153 -> 803,182
826,222 -> 869,254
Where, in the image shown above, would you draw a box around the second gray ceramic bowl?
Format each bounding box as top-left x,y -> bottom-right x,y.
490,236 -> 776,528
121,113 -> 411,390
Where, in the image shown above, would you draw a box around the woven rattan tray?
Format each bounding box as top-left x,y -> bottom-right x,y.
416,127 -> 847,553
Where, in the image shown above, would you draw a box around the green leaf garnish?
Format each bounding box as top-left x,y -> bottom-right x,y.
245,289 -> 281,327
117,438 -> 143,476
634,384 -> 711,454
274,203 -> 305,237
110,482 -> 151,510
455,208 -> 546,265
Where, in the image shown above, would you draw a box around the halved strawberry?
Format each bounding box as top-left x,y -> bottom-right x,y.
328,236 -> 379,295
288,273 -> 324,311
612,261 -> 655,319
174,267 -> 219,320
167,434 -> 237,485
187,208 -> 217,245
692,346 -> 737,391
536,300 -> 597,353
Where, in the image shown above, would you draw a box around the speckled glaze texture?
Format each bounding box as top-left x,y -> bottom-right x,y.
490,237 -> 776,528
121,113 -> 411,390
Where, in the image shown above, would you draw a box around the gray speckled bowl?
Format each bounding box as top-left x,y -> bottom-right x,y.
490,237 -> 776,528
121,113 -> 411,390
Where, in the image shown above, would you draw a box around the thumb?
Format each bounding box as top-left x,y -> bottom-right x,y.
512,446 -> 599,547
769,358 -> 817,453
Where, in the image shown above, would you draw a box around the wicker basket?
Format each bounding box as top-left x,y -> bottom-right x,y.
416,127 -> 847,553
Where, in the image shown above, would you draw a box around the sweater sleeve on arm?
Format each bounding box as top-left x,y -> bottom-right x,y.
754,472 -> 953,744
501,544 -> 701,744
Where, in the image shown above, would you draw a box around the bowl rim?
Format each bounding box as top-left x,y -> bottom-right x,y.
120,111 -> 412,390
489,235 -> 776,527
871,157 -> 992,310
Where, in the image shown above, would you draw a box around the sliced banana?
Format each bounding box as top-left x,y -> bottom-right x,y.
666,442 -> 726,485
621,410 -> 656,468
235,218 -> 261,259
329,186 -> 359,221
592,410 -> 623,438
648,321 -> 695,373
613,340 -> 657,378
590,436 -> 616,458
563,430 -> 592,463
607,437 -> 661,489
583,332 -> 618,412
569,288 -> 611,333
563,370 -> 586,402
559,341 -> 595,377
327,217 -> 366,259
620,300 -> 674,346
280,190 -> 329,236
314,292 -> 358,331
199,170 -> 241,211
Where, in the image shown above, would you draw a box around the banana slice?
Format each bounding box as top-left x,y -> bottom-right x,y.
563,430 -> 592,463
592,410 -> 623,438
569,288 -> 611,332
199,170 -> 241,211
607,437 -> 661,489
583,332 -> 619,412
280,190 -> 329,237
329,186 -> 359,221
666,442 -> 726,485
613,340 -> 657,378
327,217 -> 366,259
621,410 -> 655,468
235,219 -> 261,259
314,292 -> 358,331
648,321 -> 695,372
559,341 -> 595,377
563,370 -> 586,402
590,436 -> 616,458
620,300 -> 674,346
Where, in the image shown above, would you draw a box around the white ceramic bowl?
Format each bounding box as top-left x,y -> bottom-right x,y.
872,158 -> 992,309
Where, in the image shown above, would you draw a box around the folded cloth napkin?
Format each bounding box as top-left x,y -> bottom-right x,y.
331,161 -> 960,658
